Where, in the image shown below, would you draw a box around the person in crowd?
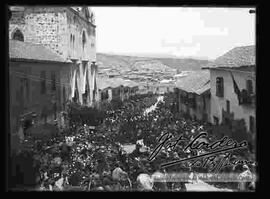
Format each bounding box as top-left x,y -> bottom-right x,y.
13,93 -> 254,191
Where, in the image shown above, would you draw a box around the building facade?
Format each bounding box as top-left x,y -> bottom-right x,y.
206,45 -> 256,142
9,6 -> 98,107
175,71 -> 211,122
9,40 -> 74,147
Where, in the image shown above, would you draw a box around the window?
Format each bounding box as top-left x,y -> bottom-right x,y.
40,71 -> 46,94
241,89 -> 251,104
12,29 -> 24,41
250,116 -> 255,133
226,100 -> 230,113
247,79 -> 253,95
216,77 -> 224,97
51,71 -> 56,91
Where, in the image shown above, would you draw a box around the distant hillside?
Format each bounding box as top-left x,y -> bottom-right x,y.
97,53 -> 212,72
155,58 -> 212,71
96,53 -> 212,84
97,53 -> 173,73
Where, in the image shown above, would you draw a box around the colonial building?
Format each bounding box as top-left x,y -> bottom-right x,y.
9,6 -> 98,107
9,40 -> 74,147
175,71 -> 211,122
204,45 -> 256,142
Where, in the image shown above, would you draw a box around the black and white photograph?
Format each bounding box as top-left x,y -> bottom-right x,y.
7,5 -> 257,192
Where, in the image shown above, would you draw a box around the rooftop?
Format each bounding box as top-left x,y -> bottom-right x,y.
205,45 -> 255,69
175,71 -> 210,95
9,40 -> 68,63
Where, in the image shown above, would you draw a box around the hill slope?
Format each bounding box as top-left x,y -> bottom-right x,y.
96,53 -> 212,82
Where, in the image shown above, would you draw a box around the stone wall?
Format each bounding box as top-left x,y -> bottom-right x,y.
9,7 -> 67,58
9,6 -> 98,107
66,8 -> 96,61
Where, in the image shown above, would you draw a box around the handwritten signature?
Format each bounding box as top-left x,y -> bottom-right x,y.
148,132 -> 254,172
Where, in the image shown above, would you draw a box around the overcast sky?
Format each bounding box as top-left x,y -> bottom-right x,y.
91,7 -> 255,60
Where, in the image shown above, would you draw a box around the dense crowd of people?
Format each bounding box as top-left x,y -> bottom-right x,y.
9,93 -> 256,191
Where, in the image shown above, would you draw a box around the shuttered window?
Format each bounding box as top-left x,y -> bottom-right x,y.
216,77 -> 224,97
246,79 -> 253,95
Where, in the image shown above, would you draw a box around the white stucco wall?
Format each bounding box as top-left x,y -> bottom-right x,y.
210,68 -> 255,131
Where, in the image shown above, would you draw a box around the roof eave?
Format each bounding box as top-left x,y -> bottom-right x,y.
9,57 -> 70,64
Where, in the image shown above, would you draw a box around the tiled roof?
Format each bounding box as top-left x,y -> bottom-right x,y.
175,71 -> 210,95
9,40 -> 67,63
209,45 -> 255,68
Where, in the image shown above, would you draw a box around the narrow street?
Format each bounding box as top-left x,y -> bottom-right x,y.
143,96 -> 164,115
16,93 -> 241,191
8,6 -> 256,192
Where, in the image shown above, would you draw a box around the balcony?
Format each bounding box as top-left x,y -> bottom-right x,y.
240,90 -> 256,107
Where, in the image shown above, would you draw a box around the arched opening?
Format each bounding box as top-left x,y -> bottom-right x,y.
12,29 -> 24,41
